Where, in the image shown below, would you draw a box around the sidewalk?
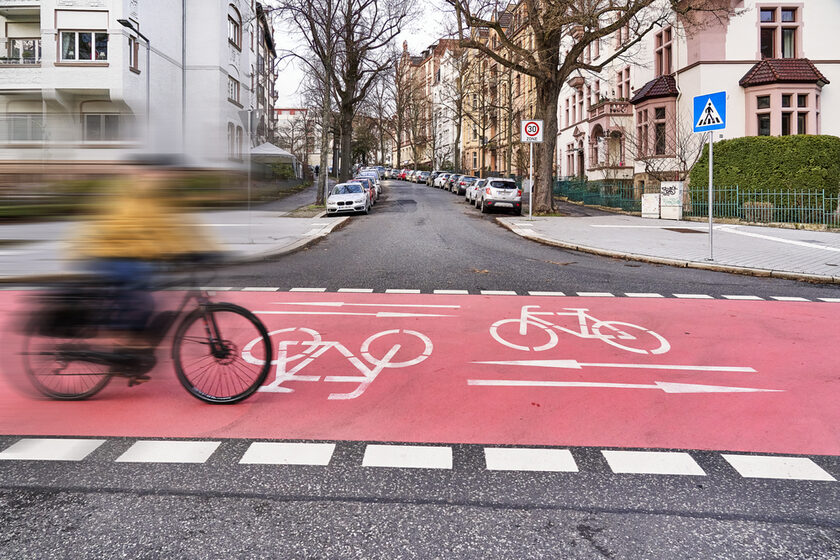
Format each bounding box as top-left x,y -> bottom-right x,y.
0,183 -> 345,282
498,212 -> 840,283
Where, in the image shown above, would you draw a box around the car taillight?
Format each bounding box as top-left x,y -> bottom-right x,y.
485,187 -> 492,195
517,189 -> 522,197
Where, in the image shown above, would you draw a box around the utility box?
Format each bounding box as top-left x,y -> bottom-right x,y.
660,181 -> 684,220
641,193 -> 661,218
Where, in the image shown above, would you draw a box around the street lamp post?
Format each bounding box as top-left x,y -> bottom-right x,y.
117,19 -> 150,130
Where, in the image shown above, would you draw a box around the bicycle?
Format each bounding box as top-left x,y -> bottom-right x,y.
21,266 -> 272,404
490,305 -> 670,355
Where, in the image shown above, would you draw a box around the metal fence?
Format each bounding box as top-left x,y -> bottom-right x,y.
685,186 -> 840,228
554,180 -> 640,212
553,180 -> 840,228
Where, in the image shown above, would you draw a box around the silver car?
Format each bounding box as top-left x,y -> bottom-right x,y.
476,177 -> 522,214
466,178 -> 486,206
326,182 -> 370,215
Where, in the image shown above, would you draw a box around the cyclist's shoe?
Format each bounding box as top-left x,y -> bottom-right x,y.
127,373 -> 151,387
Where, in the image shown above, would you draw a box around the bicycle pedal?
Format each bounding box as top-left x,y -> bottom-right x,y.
127,375 -> 151,387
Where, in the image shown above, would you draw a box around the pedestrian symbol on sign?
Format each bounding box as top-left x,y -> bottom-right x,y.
696,98 -> 723,128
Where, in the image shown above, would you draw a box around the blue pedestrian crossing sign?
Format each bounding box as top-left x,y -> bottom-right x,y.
693,91 -> 726,132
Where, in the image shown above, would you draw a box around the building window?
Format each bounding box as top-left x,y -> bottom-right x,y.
759,6 -> 799,59
236,126 -> 244,158
128,36 -> 139,72
757,95 -> 771,110
616,67 -> 630,99
577,92 -> 584,123
4,113 -> 43,142
797,112 -> 806,134
757,113 -> 771,136
781,112 -> 791,136
227,122 -> 235,158
2,38 -> 41,64
228,77 -> 241,105
228,6 -> 242,49
472,151 -> 477,168
654,107 -> 667,155
83,114 -> 128,142
654,26 -> 673,77
60,31 -> 108,61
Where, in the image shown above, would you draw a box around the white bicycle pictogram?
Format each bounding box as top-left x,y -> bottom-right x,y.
241,327 -> 433,399
490,305 -> 670,355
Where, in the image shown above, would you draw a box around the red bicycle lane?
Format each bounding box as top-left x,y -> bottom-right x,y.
0,290 -> 838,456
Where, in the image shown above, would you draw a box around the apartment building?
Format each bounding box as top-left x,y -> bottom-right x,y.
555,1 -> 839,188
0,0 -> 278,184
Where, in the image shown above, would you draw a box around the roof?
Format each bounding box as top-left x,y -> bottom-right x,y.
250,142 -> 295,162
630,74 -> 679,104
739,58 -> 829,87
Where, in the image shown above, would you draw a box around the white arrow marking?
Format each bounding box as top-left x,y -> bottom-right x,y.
472,360 -> 756,373
467,380 -> 781,393
273,301 -> 461,309
255,311 -> 454,318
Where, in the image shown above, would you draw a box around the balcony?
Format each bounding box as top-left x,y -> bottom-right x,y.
588,99 -> 632,120
0,38 -> 41,65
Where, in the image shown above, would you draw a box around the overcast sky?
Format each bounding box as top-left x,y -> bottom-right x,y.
272,2 -> 450,108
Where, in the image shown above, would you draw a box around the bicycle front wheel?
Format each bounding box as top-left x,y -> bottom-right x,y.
172,303 -> 272,404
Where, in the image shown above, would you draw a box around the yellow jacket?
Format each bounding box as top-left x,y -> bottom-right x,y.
73,178 -> 220,260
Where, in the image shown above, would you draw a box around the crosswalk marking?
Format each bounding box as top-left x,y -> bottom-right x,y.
239,442 -> 336,466
0,438 -> 105,461
116,441 -> 221,463
602,450 -> 706,476
721,454 -> 836,481
484,448 -> 578,472
362,444 -> 452,469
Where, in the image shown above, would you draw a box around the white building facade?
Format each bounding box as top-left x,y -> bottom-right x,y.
0,0 -> 276,183
555,1 -> 839,188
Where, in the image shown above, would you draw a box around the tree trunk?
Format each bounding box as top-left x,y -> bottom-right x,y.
338,99 -> 353,182
533,80 -> 560,213
454,113 -> 462,172
316,71 -> 332,205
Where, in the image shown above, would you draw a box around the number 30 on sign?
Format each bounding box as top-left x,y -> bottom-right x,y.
521,120 -> 543,143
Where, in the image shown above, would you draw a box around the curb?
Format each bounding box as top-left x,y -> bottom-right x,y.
0,216 -> 350,285
496,218 -> 840,285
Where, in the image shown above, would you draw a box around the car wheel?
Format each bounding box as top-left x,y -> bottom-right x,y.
480,198 -> 489,214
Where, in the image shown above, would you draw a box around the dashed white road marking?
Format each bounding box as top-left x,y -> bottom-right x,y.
289,288 -> 327,292
0,438 -> 105,461
576,292 -> 614,297
481,290 -> 518,295
434,289 -> 470,295
241,287 -> 280,292
721,454 -> 836,481
239,442 -> 336,466
722,295 -> 764,300
116,441 -> 221,463
362,444 -> 452,469
337,288 -> 374,293
673,294 -> 714,299
528,291 -> 566,296
770,296 -> 809,302
602,450 -> 706,476
385,289 -> 422,294
819,298 -> 840,303
199,287 -> 233,291
484,448 -> 578,472
625,293 -> 664,298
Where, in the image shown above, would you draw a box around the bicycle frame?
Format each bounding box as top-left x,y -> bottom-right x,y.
517,305 -> 620,340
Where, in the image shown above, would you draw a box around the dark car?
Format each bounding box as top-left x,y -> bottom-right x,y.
447,174 -> 463,192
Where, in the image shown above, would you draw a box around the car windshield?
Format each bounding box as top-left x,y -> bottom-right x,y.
334,184 -> 363,195
463,177 -> 476,182
489,180 -> 516,189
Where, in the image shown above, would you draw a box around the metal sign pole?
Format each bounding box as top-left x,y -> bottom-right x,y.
708,132 -> 714,261
529,142 -> 533,220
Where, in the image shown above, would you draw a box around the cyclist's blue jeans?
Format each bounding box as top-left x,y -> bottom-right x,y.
86,259 -> 155,332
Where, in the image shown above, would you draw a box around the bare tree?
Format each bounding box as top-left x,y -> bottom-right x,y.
444,0 -> 735,213
619,111 -> 705,186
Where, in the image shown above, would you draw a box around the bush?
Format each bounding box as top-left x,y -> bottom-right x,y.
689,135 -> 840,195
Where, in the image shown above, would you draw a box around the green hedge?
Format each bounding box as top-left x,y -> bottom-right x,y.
689,135 -> 840,195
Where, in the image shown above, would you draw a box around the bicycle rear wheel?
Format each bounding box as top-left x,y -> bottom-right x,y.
172,303 -> 272,404
22,333 -> 111,400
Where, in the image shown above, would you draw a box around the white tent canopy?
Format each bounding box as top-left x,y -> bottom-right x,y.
250,142 -> 296,163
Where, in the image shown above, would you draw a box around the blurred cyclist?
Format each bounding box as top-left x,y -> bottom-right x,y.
71,157 -> 221,366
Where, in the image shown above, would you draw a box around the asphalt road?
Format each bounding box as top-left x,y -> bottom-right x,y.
1,179 -> 838,559
216,179 -> 840,300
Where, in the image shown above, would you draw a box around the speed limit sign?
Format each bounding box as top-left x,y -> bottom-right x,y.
521,120 -> 543,143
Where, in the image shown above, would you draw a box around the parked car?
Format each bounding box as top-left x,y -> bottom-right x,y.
476,177 -> 522,214
353,176 -> 376,204
358,171 -> 381,196
467,178 -> 486,205
434,173 -> 450,188
427,171 -> 439,186
418,171 -> 430,184
327,182 -> 370,215
453,175 -> 477,195
446,174 -> 463,192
